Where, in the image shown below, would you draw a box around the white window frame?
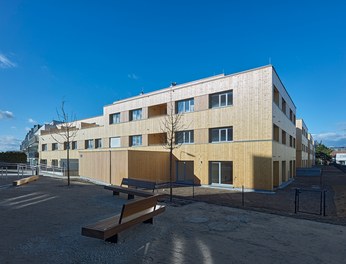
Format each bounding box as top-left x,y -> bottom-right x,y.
131,135 -> 142,146
210,127 -> 233,143
210,90 -> 233,108
177,98 -> 194,113
52,143 -> 58,151
176,130 -> 194,144
110,137 -> 121,148
71,141 -> 77,150
95,138 -> 102,149
110,113 -> 120,124
85,139 -> 93,149
131,109 -> 142,121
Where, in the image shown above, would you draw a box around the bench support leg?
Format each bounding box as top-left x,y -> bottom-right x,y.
143,218 -> 153,224
128,194 -> 135,200
113,191 -> 119,196
105,234 -> 118,243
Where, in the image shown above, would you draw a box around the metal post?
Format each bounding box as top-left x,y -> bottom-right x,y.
192,179 -> 195,198
294,188 -> 299,214
319,190 -> 323,215
242,185 -> 245,207
323,190 -> 326,216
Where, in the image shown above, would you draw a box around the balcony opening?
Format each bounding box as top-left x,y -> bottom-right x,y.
148,103 -> 167,118
148,133 -> 167,146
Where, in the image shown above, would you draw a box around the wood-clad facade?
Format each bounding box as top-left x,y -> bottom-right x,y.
39,65 -> 305,190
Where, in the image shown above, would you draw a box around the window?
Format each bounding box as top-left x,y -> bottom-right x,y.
176,130 -> 194,144
42,144 -> 47,151
210,90 -> 233,108
273,124 -> 279,142
52,159 -> 58,167
109,113 -> 120,124
71,141 -> 77,150
209,161 -> 233,185
210,127 -> 233,143
110,137 -> 121,148
289,109 -> 293,122
176,98 -> 194,113
282,98 -> 286,114
95,138 -> 102,149
130,135 -> 142,146
52,143 -> 58,151
290,135 -> 293,147
63,142 -> 69,150
130,109 -> 142,121
273,86 -> 280,106
282,130 -> 286,145
85,139 -> 93,149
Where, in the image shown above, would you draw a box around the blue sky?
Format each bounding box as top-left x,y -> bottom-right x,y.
0,0 -> 345,151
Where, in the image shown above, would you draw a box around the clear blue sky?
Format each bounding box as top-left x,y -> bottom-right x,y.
1,0 -> 345,151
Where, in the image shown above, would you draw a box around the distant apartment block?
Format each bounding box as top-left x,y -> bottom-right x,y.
20,121 -> 62,165
39,65 -> 311,191
295,119 -> 315,168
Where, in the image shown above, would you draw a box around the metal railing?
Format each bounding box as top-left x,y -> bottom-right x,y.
38,164 -> 65,176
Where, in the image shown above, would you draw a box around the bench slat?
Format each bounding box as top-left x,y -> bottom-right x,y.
122,178 -> 156,191
104,185 -> 153,197
103,205 -> 165,240
81,195 -> 165,242
120,195 -> 158,220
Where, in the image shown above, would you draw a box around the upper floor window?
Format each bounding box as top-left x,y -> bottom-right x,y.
273,124 -> 279,142
130,135 -> 142,146
176,130 -> 194,144
109,113 -> 120,124
176,98 -> 194,113
95,138 -> 102,149
52,143 -> 58,151
130,109 -> 142,121
210,127 -> 233,143
273,86 -> 280,106
210,90 -> 233,108
42,144 -> 47,151
71,141 -> 77,150
282,98 -> 287,115
85,139 -> 93,149
110,137 -> 121,148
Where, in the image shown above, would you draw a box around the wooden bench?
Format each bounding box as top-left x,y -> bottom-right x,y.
81,195 -> 165,243
104,178 -> 156,200
13,175 -> 39,186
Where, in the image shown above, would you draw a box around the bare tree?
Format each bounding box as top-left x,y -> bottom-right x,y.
161,86 -> 185,202
51,101 -> 77,186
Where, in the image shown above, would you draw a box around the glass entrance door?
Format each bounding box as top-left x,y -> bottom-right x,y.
210,161 -> 233,185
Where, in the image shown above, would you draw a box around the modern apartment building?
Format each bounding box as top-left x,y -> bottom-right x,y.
20,121 -> 62,165
39,65 -> 299,191
295,119 -> 315,168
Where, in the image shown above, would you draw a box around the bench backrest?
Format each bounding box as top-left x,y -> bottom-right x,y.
119,195 -> 159,224
121,178 -> 156,191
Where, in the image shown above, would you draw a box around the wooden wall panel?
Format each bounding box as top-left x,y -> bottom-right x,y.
128,150 -> 170,183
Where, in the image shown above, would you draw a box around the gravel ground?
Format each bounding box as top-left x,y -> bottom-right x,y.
158,165 -> 346,225
1,176 -> 346,263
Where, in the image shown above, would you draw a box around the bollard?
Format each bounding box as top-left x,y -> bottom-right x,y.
242,185 -> 245,206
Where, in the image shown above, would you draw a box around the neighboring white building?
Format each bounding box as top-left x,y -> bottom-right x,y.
336,153 -> 346,165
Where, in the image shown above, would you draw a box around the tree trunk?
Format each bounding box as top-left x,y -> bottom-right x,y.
169,146 -> 173,202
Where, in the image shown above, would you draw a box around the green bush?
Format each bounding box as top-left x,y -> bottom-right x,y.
0,151 -> 27,163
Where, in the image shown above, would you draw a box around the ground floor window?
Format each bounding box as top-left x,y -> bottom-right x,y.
52,159 -> 58,167
209,161 -> 233,185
